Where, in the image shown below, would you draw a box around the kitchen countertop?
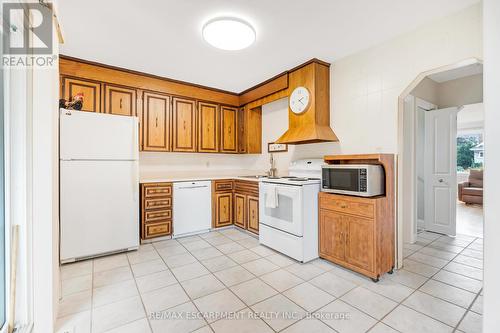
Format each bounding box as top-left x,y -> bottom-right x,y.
140,170 -> 269,183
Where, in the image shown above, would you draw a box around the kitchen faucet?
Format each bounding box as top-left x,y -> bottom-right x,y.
267,153 -> 278,178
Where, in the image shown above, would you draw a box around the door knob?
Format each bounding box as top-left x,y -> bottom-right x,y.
438,178 -> 444,183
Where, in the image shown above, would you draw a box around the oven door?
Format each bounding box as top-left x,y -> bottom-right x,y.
259,182 -> 303,236
322,167 -> 361,193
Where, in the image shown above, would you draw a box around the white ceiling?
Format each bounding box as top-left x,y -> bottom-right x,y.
57,0 -> 479,92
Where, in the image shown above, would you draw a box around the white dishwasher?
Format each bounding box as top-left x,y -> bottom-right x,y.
173,181 -> 212,237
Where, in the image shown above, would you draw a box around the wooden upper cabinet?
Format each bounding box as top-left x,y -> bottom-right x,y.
220,106 -> 238,153
172,97 -> 197,152
197,102 -> 219,152
234,193 -> 246,229
319,210 -> 345,262
247,195 -> 259,234
237,107 -> 247,153
143,92 -> 171,152
344,215 -> 374,272
104,84 -> 137,116
62,77 -> 101,113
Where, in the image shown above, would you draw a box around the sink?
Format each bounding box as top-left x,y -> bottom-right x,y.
238,175 -> 267,179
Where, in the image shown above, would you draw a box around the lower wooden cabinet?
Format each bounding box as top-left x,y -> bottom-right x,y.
247,195 -> 259,234
141,182 -> 173,239
211,179 -> 259,234
319,192 -> 393,280
214,191 -> 233,228
234,193 -> 246,229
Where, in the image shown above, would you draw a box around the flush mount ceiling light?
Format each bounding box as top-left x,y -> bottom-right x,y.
202,17 -> 256,51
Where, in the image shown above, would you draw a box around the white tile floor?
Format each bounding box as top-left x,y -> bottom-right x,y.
56,228 -> 483,333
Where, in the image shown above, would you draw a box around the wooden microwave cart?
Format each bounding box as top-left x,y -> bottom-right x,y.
318,154 -> 395,282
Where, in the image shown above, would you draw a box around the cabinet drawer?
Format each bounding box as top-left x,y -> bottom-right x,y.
144,184 -> 172,198
320,196 -> 374,219
145,222 -> 171,238
144,209 -> 172,223
213,180 -> 234,192
144,197 -> 172,210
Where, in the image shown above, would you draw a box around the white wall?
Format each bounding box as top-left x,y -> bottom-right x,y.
330,3 -> 481,154
483,0 -> 500,331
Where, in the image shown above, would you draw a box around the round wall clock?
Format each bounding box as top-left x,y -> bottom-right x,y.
289,86 -> 311,114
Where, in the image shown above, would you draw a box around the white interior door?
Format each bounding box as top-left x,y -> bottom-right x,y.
424,107 -> 458,235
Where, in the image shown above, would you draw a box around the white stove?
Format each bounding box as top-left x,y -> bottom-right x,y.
259,159 -> 324,262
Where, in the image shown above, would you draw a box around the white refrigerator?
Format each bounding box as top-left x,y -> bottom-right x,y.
60,109 -> 139,263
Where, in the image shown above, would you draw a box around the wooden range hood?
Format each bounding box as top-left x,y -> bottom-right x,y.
275,60 -> 338,145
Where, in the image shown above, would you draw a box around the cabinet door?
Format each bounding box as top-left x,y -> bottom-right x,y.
234,193 -> 246,229
247,195 -> 259,234
214,192 -> 233,227
220,106 -> 238,153
62,77 -> 101,113
172,97 -> 197,152
237,107 -> 247,153
319,210 -> 345,262
104,84 -> 137,116
143,92 -> 171,151
198,102 -> 219,152
344,215 -> 375,272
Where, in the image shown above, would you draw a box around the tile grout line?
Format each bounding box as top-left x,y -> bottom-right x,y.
125,251 -> 155,333
452,287 -> 483,332
180,228 -> 280,333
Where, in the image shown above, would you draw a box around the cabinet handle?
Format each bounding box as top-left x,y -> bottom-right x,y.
228,126 -> 231,134
155,117 -> 158,127
340,204 -> 347,209
183,121 -> 186,130
119,98 -> 123,109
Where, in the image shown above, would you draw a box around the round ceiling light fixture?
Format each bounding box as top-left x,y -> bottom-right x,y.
202,17 -> 256,51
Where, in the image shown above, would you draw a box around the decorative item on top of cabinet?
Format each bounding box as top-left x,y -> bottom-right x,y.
220,106 -> 238,153
319,154 -> 395,282
61,76 -> 102,113
172,97 -> 197,152
142,91 -> 171,152
104,84 -> 137,116
141,182 -> 173,239
212,180 -> 234,228
197,101 -> 219,153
